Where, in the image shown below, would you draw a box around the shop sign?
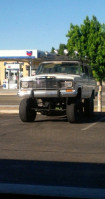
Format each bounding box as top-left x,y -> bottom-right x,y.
26,51 -> 32,56
6,64 -> 20,70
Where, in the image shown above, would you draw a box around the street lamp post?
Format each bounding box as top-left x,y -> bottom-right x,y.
30,60 -> 32,76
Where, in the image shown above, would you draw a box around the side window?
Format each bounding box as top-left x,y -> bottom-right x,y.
88,67 -> 93,78
84,66 -> 89,77
80,65 -> 84,74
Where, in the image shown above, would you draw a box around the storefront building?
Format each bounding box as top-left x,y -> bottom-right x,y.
0,49 -> 47,89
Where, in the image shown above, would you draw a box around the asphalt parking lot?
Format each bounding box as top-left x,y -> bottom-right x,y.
0,111 -> 105,162
0,88 -> 105,199
0,112 -> 105,199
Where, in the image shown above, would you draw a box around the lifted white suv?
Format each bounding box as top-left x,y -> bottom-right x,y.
18,59 -> 97,123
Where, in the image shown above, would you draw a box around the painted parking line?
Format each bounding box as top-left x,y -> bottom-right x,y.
82,117 -> 105,131
0,183 -> 105,199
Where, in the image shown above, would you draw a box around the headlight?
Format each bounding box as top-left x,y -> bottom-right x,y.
21,81 -> 33,88
21,81 -> 28,88
65,81 -> 73,88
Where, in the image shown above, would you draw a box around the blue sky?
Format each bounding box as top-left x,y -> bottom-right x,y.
0,0 -> 105,52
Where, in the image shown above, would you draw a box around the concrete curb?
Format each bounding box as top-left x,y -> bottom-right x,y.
0,92 -> 17,96
0,93 -> 17,96
0,110 -> 19,114
0,105 -> 19,114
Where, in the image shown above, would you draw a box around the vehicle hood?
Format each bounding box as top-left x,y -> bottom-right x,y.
35,73 -> 80,80
20,76 -> 36,81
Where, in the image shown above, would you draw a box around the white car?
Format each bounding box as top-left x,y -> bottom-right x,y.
18,59 -> 97,123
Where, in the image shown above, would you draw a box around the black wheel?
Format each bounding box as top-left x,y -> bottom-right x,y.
84,97 -> 94,116
66,100 -> 83,123
19,98 -> 36,122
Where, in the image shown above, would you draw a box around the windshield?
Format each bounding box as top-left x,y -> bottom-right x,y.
36,63 -> 80,75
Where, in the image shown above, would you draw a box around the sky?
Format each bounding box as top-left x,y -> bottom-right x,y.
0,0 -> 105,52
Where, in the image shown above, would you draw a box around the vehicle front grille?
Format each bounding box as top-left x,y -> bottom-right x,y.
35,78 -> 58,89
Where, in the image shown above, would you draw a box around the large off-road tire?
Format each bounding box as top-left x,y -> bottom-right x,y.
66,100 -> 83,123
84,97 -> 94,116
19,98 -> 36,122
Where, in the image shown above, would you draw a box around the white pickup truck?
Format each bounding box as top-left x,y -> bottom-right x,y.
18,59 -> 97,123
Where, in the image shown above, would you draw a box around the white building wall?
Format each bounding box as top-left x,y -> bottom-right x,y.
0,49 -> 45,58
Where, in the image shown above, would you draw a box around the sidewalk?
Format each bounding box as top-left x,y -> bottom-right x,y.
0,88 -> 19,113
0,88 -> 18,95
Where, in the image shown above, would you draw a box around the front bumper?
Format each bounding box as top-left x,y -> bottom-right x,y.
17,89 -> 77,98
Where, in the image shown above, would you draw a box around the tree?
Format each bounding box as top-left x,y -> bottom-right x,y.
51,47 -> 55,53
58,43 -> 67,55
51,44 -> 67,55
66,23 -> 81,57
66,16 -> 105,112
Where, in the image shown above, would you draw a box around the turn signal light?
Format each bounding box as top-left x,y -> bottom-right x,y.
66,89 -> 73,92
